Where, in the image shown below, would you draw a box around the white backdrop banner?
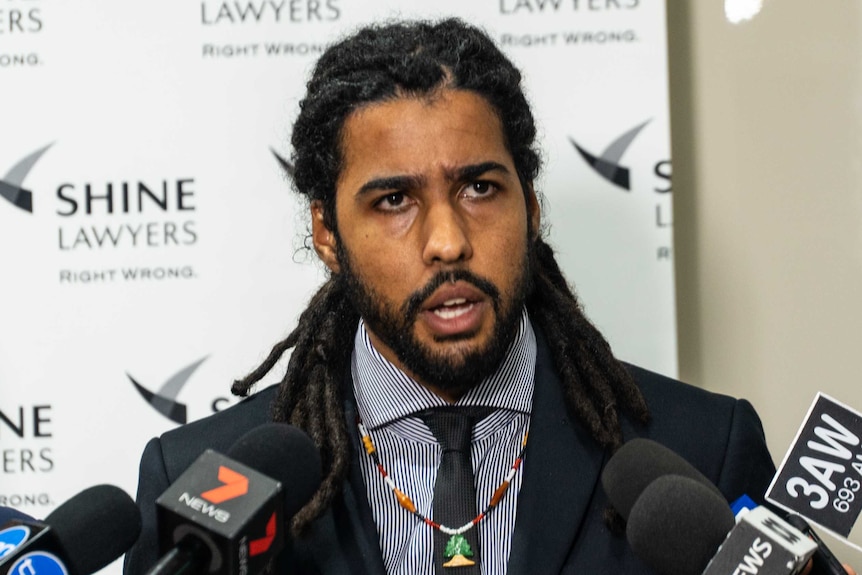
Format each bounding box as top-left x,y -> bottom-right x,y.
0,0 -> 673,570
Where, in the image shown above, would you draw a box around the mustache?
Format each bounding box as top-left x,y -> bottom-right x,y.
402,269 -> 500,319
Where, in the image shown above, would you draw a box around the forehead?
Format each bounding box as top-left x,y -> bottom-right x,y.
336,89 -> 515,188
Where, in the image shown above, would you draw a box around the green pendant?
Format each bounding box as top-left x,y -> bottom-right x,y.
442,534 -> 476,568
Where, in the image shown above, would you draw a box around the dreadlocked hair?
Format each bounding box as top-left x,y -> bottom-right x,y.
289,18 -> 541,231
232,17 -> 650,535
526,238 -> 650,451
232,277 -> 359,534
231,236 -> 649,535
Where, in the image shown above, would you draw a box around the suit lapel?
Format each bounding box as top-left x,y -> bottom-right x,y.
506,333 -> 608,575
336,395 -> 389,575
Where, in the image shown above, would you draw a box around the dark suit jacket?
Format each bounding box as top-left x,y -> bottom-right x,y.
123,336 -> 775,574
0,506 -> 35,524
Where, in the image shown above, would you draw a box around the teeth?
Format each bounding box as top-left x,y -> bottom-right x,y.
442,298 -> 467,307
433,303 -> 473,319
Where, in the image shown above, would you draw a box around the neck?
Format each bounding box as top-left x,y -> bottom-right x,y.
364,330 -> 472,404
421,383 -> 467,404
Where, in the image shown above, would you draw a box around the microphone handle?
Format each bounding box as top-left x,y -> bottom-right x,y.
784,514 -> 848,575
144,535 -> 211,575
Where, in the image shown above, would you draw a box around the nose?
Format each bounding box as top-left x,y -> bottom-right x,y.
421,201 -> 472,265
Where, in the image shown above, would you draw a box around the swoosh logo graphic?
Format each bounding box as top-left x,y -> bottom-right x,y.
201,466 -> 248,504
569,120 -> 650,190
270,148 -> 295,180
127,356 -> 208,424
249,512 -> 277,556
0,143 -> 54,213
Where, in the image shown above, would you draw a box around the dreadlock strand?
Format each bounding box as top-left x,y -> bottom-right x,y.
233,278 -> 345,398
271,335 -> 319,424
527,240 -> 648,449
231,335 -> 297,397
553,327 -> 615,445
526,285 -> 611,444
282,278 -> 359,534
293,366 -> 350,536
289,366 -> 329,532
289,358 -> 349,534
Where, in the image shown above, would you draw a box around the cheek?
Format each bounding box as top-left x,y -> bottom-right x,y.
349,238 -> 419,297
500,240 -> 530,290
476,219 -> 529,278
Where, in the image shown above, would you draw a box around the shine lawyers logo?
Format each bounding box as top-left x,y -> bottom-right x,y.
128,356 -> 208,424
0,143 -> 53,213
270,148 -> 294,179
569,120 -> 650,190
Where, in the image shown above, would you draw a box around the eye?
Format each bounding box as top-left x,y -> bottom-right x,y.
461,180 -> 498,199
373,192 -> 412,212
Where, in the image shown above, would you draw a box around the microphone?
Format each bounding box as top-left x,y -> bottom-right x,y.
626,475 -> 736,575
765,393 -> 862,561
0,484 -> 142,575
603,439 -> 820,574
226,424 -> 322,525
146,423 -> 322,575
601,438 -> 724,520
784,514 -> 849,575
628,474 -> 818,574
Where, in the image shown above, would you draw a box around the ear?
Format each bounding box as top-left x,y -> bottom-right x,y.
311,200 -> 340,273
525,182 -> 541,240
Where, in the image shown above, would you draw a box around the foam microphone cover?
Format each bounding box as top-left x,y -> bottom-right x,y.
602,438 -> 724,520
225,423 -> 322,521
44,484 -> 142,575
627,475 -> 735,575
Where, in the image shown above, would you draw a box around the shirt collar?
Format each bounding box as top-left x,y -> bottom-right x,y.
352,308 -> 536,430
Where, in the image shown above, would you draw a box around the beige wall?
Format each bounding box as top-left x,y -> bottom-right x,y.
668,0 -> 862,563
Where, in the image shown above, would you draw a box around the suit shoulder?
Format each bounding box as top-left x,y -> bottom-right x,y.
624,362 -> 760,441
157,384 -> 278,481
622,363 -> 774,499
626,363 -> 737,414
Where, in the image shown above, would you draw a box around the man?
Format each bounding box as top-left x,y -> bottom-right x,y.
125,18 -> 776,574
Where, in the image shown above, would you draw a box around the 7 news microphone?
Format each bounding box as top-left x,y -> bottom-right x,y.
602,438 -> 846,575
0,484 -> 142,575
145,423 -> 322,575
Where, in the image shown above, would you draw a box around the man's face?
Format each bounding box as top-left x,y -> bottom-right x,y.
312,89 -> 540,400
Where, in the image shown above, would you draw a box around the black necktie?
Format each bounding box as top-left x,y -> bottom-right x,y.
419,407 -> 493,574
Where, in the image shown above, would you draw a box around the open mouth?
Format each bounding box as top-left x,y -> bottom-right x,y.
431,298 -> 476,320
420,283 -> 487,338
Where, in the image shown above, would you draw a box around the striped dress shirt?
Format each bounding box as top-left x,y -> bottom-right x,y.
351,310 -> 536,575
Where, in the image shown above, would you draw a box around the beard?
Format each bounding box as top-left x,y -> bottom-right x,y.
335,242 -> 533,395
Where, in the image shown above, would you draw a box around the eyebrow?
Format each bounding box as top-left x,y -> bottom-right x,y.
355,161 -> 511,196
450,161 -> 511,182
357,174 -> 423,196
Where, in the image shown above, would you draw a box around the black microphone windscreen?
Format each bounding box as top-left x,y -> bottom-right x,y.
226,423 -> 322,521
627,475 -> 735,575
602,438 -> 724,520
44,484 -> 142,575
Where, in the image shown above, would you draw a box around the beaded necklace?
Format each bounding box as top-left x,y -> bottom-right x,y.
356,415 -> 528,563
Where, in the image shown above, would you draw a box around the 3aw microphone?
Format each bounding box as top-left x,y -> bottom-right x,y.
603,438 -> 821,574
627,475 -> 817,575
0,484 -> 142,575
601,438 -> 725,521
146,423 -> 322,575
625,474 -> 736,575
